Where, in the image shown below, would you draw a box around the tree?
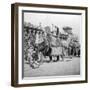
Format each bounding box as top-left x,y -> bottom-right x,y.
63,26 -> 72,35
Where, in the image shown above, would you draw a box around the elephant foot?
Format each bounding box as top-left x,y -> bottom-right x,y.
30,61 -> 40,69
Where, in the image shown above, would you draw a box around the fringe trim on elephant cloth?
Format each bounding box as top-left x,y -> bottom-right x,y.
51,46 -> 62,56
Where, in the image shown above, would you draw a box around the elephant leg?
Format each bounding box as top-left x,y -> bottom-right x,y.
68,47 -> 71,56
56,55 -> 59,61
78,50 -> 80,57
61,54 -> 64,61
48,56 -> 52,63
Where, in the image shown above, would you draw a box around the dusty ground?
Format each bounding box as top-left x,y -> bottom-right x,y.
24,57 -> 80,77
